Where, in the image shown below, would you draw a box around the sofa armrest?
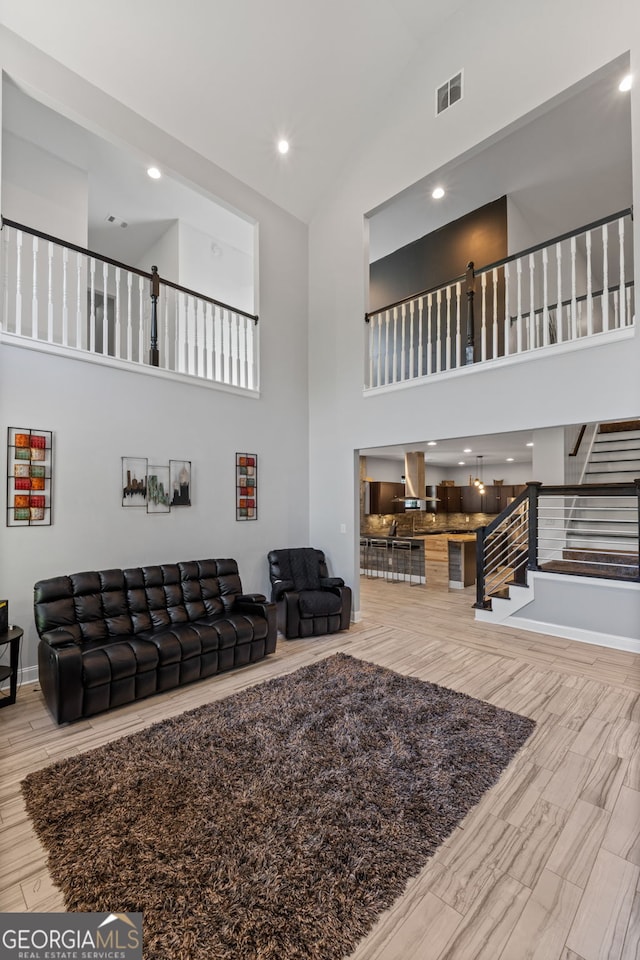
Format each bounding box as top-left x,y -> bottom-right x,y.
270,578 -> 295,603
41,627 -> 78,649
233,596 -> 278,653
38,637 -> 83,724
236,593 -> 267,603
319,577 -> 345,590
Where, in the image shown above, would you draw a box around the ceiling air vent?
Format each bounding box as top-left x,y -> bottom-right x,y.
105,214 -> 128,228
436,71 -> 463,115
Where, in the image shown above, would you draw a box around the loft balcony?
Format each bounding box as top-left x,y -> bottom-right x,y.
0,218 -> 260,395
364,209 -> 635,392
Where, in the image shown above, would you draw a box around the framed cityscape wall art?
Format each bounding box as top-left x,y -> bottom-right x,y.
236,453 -> 257,520
7,427 -> 53,526
147,465 -> 171,514
169,460 -> 191,506
122,457 -> 148,507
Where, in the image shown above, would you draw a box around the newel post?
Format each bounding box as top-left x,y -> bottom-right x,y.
465,261 -> 475,364
527,481 -> 543,571
149,265 -> 160,367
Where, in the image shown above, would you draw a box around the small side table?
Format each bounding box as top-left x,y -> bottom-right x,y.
0,625 -> 22,707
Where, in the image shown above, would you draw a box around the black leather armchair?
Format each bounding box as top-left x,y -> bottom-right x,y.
267,547 -> 352,639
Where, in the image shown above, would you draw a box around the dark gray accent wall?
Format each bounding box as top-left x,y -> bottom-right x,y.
369,197 -> 508,313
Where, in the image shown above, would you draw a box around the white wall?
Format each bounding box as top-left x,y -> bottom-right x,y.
2,130 -> 88,245
136,220 -> 179,279
308,0 -> 640,619
178,221 -> 254,315
0,30 -> 310,674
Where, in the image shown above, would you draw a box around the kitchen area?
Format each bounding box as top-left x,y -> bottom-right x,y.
360,447 -> 529,589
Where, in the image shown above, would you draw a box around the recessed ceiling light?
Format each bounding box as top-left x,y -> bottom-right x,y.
506,457 -> 515,462
427,441 -> 437,446
277,139 -> 290,155
526,442 -> 534,447
432,186 -> 445,200
463,448 -> 472,453
458,461 -> 465,465
147,166 -> 162,179
619,74 -> 633,92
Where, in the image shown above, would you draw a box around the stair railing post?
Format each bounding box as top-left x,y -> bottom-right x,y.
474,525 -> 489,608
527,481 -> 543,571
465,260 -> 475,365
149,264 -> 160,367
635,478 -> 640,580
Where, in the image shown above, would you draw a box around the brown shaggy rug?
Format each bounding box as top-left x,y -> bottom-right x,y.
22,653 -> 535,960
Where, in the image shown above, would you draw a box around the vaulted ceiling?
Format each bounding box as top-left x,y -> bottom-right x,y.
0,0 -> 472,223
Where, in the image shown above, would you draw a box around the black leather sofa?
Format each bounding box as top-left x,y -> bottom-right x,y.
34,558 -> 277,724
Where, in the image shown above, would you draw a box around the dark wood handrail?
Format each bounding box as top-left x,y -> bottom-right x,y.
1,216 -> 259,324
366,207 -> 633,321
364,272 -> 466,322
569,425 -> 587,458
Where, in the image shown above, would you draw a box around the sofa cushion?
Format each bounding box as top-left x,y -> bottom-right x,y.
82,638 -> 158,688
298,589 -> 342,618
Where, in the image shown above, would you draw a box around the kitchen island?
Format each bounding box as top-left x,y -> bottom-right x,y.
359,535 -> 425,584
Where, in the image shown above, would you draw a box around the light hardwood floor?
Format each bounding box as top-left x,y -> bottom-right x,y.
1,562 -> 639,959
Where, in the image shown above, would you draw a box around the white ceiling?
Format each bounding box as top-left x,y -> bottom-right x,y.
0,0 -> 471,224
362,429 -> 538,469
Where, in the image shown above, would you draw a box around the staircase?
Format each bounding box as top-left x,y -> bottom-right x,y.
556,420 -> 640,571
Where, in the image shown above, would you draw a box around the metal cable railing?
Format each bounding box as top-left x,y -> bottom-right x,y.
475,480 -> 640,609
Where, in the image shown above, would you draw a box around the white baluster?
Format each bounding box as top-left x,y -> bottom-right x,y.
542,247 -> 549,347
408,300 -> 415,379
126,272 -> 133,361
102,261 -> 109,354
1,226 -> 9,333
455,281 -> 461,368
75,250 -> 82,349
480,272 -> 487,361
89,258 -> 96,352
61,247 -> 68,347
400,302 -> 406,381
375,315 -> 382,388
163,289 -> 170,371
492,268 -> 498,358
391,306 -> 398,383
435,289 -> 442,373
618,216 -> 626,327
503,263 -> 510,356
417,297 -> 423,378
47,242 -> 54,343
367,316 -> 374,388
626,284 -> 632,327
570,236 -> 577,340
426,294 -> 433,375
602,223 -> 609,332
586,229 -> 593,337
445,285 -> 452,371
516,258 -> 523,354
114,268 -> 121,359
383,312 -> 390,385
137,275 -> 145,363
528,253 -> 535,349
613,289 -> 619,328
31,235 -> 39,340
15,229 -> 23,336
556,242 -> 563,342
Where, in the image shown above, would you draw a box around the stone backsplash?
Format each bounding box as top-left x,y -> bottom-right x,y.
362,511 -> 499,536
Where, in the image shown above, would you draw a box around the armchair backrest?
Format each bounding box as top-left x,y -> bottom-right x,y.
267,548 -> 328,592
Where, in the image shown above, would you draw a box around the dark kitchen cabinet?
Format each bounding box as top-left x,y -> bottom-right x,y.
437,485 -> 462,513
461,485 -> 484,513
368,481 -> 405,514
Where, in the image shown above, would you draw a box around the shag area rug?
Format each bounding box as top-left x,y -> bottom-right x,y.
23,653 -> 535,960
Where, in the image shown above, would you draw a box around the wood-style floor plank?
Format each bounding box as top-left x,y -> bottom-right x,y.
1,563 -> 639,959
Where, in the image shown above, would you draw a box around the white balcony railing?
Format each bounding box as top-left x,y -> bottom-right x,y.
0,219 -> 259,392
365,209 -> 635,390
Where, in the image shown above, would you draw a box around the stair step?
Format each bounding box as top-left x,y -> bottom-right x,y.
539,558 -> 638,580
488,587 -> 510,600
598,419 -> 640,434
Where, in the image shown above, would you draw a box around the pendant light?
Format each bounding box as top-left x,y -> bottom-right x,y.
473,456 -> 485,495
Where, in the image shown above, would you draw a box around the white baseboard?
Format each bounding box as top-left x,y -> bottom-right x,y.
507,616 -> 640,654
